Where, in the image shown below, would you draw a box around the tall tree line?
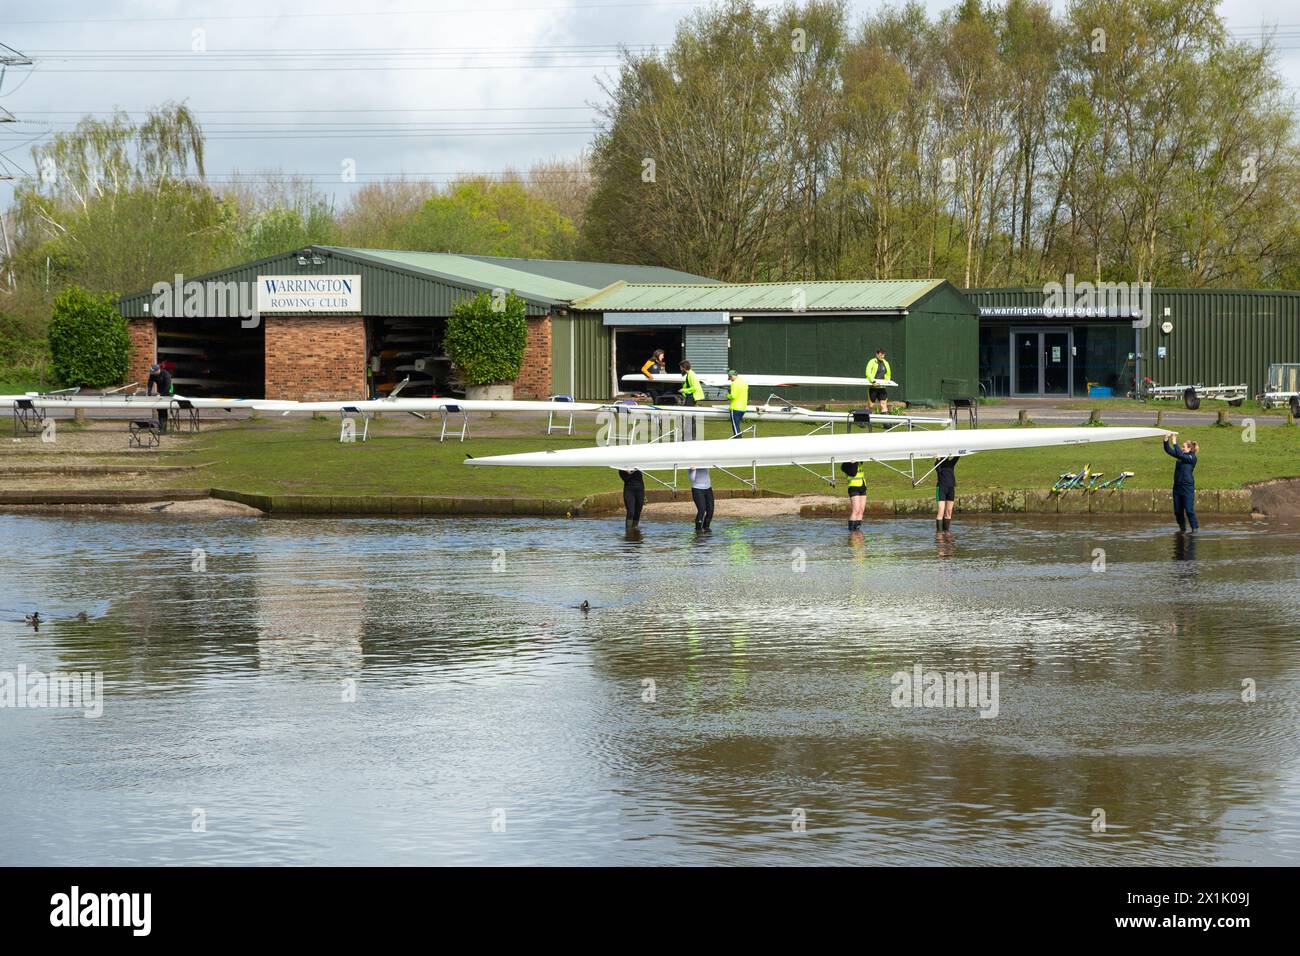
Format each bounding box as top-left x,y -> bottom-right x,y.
0,102 -> 591,379
582,0 -> 1300,288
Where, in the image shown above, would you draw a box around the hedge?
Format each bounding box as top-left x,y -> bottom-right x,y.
443,290 -> 528,386
49,285 -> 129,388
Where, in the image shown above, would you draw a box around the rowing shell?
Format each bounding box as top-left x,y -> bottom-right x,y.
621,373 -> 898,388
465,426 -> 1166,470
251,398 -> 607,414
2,393 -> 261,410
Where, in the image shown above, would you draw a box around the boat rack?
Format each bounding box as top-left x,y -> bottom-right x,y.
1147,383 -> 1247,410
546,395 -> 576,435
11,398 -> 42,436
1261,391 -> 1300,416
168,398 -> 201,434
438,405 -> 468,443
338,406 -> 372,443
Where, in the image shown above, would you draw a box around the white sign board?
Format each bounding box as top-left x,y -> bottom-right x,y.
257,275 -> 361,313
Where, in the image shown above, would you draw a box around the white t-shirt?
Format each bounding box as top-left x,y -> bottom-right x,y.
689,467 -> 712,490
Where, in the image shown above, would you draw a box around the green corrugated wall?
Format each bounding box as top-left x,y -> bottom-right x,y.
727,285 -> 978,405
551,313 -> 612,399
728,314 -> 900,404
903,285 -> 980,403
964,287 -> 1300,394
1145,290 -> 1300,394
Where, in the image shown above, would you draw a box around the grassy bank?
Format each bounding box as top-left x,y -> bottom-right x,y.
126,414 -> 1299,500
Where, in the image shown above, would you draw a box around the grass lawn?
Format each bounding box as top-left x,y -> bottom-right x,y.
149,414 -> 1299,499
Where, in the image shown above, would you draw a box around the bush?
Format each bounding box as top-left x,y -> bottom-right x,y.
443,290 -> 528,386
48,285 -> 129,388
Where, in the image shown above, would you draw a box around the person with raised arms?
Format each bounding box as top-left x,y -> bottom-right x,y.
842,461 -> 867,531
934,455 -> 958,532
1163,432 -> 1199,533
689,465 -> 714,532
619,468 -> 645,531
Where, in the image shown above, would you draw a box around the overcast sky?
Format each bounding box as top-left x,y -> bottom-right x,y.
1,0 -> 1296,216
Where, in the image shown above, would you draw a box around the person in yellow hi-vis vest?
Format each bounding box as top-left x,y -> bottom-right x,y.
726,369 -> 748,436
842,460 -> 867,531
679,360 -> 705,440
865,348 -> 892,414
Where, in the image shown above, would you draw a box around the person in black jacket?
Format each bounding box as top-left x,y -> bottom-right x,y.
146,363 -> 173,429
934,455 -> 958,532
1163,433 -> 1199,533
618,469 -> 644,530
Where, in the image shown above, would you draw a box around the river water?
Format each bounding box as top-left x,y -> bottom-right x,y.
1,512 -> 1297,865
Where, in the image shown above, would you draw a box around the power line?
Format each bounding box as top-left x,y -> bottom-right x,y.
29,64 -> 627,73
4,1 -> 705,26
12,107 -> 599,113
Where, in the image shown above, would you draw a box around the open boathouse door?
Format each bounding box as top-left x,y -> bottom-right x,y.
605,311 -> 730,397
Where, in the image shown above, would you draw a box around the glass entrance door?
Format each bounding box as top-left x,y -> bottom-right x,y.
1043,331 -> 1070,394
1011,328 -> 1073,396
1013,332 -> 1039,395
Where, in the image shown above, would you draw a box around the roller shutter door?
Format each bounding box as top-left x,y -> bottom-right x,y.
685,326 -> 729,373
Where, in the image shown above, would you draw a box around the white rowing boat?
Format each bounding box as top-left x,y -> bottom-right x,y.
621,373 -> 897,388
465,426 -> 1166,470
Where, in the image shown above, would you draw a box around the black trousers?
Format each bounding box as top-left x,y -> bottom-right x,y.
681,393 -> 696,440
1173,486 -> 1198,531
623,485 -> 644,524
692,487 -> 714,528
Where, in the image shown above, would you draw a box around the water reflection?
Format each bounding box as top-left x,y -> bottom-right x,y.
1174,532 -> 1198,562
1,512 -> 1297,865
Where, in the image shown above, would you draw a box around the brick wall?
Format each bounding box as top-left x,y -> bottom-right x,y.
516,314 -> 552,399
126,318 -> 156,388
265,315 -> 367,400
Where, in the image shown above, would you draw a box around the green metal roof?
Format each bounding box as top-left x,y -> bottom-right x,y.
459,254 -> 720,287
117,246 -> 727,319
325,249 -> 720,303
573,279 -> 947,312
321,247 -> 597,302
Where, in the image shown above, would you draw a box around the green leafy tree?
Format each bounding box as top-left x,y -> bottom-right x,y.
336,180 -> 431,249
238,204 -> 337,262
443,291 -> 528,385
406,177 -> 575,258
48,285 -> 129,387
21,181 -> 235,295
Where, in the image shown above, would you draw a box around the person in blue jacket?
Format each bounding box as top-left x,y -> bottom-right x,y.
1163,432 -> 1199,533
